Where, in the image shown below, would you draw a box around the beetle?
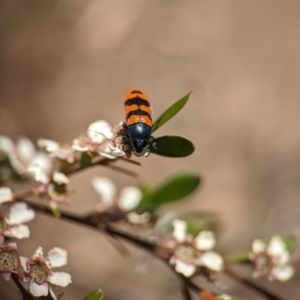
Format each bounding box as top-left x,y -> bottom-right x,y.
123,88 -> 154,156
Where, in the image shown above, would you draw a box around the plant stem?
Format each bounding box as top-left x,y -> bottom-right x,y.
224,268 -> 288,300
21,200 -> 288,300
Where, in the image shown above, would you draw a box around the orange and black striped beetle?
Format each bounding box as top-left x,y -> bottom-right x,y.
123,89 -> 154,156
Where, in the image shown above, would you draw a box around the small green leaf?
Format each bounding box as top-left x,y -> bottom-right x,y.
224,249 -> 252,263
83,289 -> 103,300
281,234 -> 297,254
149,135 -> 195,157
80,152 -> 93,168
151,91 -> 192,133
138,172 -> 200,211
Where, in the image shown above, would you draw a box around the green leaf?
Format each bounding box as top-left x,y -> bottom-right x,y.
281,234 -> 297,254
224,248 -> 252,263
80,152 -> 93,168
138,172 -> 200,211
149,135 -> 195,157
151,91 -> 192,133
83,289 -> 103,300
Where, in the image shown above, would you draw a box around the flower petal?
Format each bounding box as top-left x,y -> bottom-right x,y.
0,136 -> 14,154
52,171 -> 70,185
108,143 -> 125,157
267,236 -> 286,257
91,177 -> 116,205
27,165 -> 49,184
20,257 -> 29,272
29,152 -> 52,172
37,139 -> 59,152
32,247 -> 44,260
175,260 -> 195,277
30,281 -> 48,297
27,152 -> 52,183
49,288 -> 59,300
88,120 -> 113,143
2,272 -> 12,281
48,272 -> 72,287
273,265 -> 294,281
127,212 -> 151,224
198,251 -> 224,272
252,239 -> 266,254
172,219 -> 187,242
72,136 -> 90,152
16,137 -> 36,163
118,186 -> 142,211
99,142 -> 118,159
6,202 -> 35,225
0,187 -> 13,203
5,224 -> 30,239
195,230 -> 216,251
47,247 -> 67,268
217,295 -> 233,300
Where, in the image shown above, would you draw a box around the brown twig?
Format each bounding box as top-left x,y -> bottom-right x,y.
19,200 -> 289,300
224,268 -> 289,300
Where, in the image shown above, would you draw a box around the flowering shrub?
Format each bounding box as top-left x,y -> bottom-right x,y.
0,91 -> 296,300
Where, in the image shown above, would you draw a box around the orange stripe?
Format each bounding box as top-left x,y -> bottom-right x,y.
140,105 -> 152,116
126,115 -> 141,126
124,88 -> 148,102
141,116 -> 153,127
126,115 -> 153,127
125,104 -> 139,116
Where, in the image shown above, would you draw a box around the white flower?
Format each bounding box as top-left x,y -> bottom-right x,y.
88,120 -> 113,143
250,235 -> 294,281
17,137 -> 36,164
118,186 -> 142,211
37,139 -> 60,152
217,294 -> 233,300
92,177 -> 116,206
174,259 -> 196,277
0,203 -> 34,242
195,230 -> 216,251
46,172 -> 71,207
169,219 -> 223,278
72,120 -> 125,159
27,152 -> 53,184
92,177 -> 141,212
108,141 -> 126,157
172,219 -> 187,243
37,139 -> 76,164
0,136 -> 14,154
6,203 -> 35,225
198,251 -> 224,272
0,187 -> 13,204
20,247 -> 71,299
0,136 -> 52,177
0,243 -> 20,279
1,203 -> 35,240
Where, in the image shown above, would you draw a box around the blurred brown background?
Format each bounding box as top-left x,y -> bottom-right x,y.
1,0 -> 300,299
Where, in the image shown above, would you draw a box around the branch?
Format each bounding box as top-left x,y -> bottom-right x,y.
224,268 -> 289,300
22,201 -> 288,300
13,156 -> 137,201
